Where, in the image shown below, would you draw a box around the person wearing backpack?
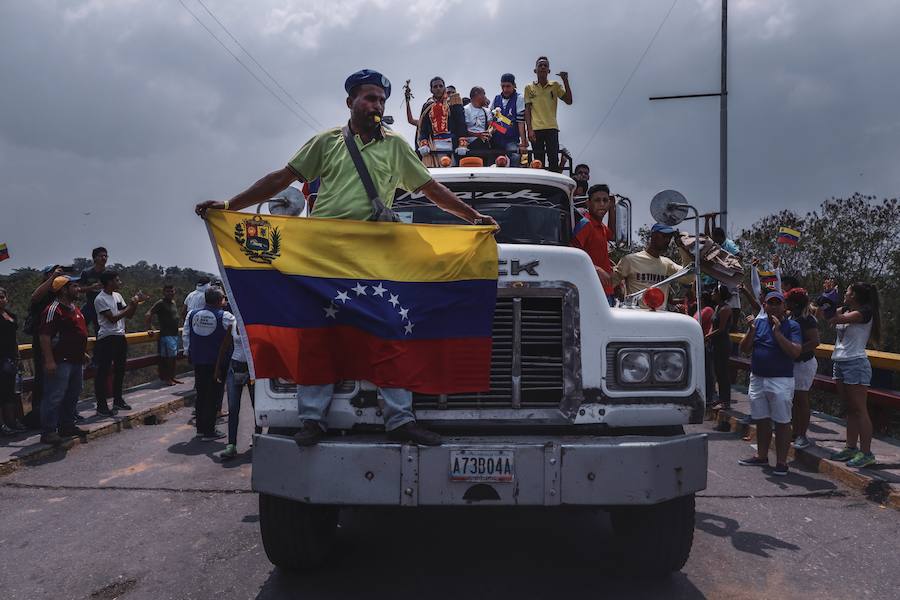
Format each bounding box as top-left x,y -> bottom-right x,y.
183,286 -> 229,442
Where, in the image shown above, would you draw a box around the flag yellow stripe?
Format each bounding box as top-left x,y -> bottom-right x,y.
207,211 -> 498,282
777,226 -> 801,237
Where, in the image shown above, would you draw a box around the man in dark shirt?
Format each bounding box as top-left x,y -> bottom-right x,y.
147,284 -> 183,386
738,291 -> 802,476
147,283 -> 181,385
79,246 -> 108,335
39,275 -> 89,445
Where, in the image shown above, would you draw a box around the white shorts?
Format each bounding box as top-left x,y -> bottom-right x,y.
748,374 -> 794,424
793,357 -> 818,392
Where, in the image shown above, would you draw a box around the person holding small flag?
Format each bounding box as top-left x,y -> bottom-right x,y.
490,73 -> 528,165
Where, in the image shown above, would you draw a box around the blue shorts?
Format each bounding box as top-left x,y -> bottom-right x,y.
832,357 -> 871,386
158,335 -> 179,358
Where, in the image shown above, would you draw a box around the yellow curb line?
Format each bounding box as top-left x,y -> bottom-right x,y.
712,408 -> 900,511
0,393 -> 193,478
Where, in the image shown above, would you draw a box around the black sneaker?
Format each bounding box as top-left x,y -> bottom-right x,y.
387,422 -> 442,446
738,456 -> 769,467
96,405 -> 118,417
200,430 -> 226,442
0,424 -> 14,436
59,424 -> 88,438
40,432 -> 63,446
113,401 -> 132,411
293,422 -> 325,447
773,463 -> 789,476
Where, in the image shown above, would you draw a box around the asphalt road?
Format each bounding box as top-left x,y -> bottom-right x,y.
1,393 -> 898,600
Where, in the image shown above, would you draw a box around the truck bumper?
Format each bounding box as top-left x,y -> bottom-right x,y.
251,433 -> 708,507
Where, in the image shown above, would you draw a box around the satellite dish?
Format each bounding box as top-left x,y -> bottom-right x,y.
268,186 -> 305,216
650,190 -> 689,226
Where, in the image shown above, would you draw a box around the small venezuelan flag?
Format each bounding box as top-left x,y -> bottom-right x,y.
0,243 -> 9,262
776,226 -> 801,246
758,270 -> 777,285
206,211 -> 498,394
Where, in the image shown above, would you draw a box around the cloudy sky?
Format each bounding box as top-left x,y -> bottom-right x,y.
2,0 -> 899,274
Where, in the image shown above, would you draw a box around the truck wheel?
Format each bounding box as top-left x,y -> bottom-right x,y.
609,494 -> 695,577
258,493 -> 338,571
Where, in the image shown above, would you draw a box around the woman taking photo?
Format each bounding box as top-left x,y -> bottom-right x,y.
707,284 -> 734,409
784,288 -> 820,449
827,282 -> 881,468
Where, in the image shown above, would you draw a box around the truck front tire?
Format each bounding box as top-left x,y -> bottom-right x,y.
609,494 -> 695,577
259,493 -> 339,571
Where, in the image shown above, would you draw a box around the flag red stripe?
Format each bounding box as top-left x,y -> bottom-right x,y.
246,324 -> 492,394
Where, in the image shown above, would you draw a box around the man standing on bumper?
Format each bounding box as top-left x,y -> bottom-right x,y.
195,69 -> 498,448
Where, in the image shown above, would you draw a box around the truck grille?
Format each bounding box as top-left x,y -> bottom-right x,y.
414,296 -> 564,409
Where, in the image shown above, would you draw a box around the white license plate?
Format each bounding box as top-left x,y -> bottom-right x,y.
449,449 -> 514,482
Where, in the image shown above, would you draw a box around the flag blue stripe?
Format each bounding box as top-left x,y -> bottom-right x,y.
225,268 -> 496,341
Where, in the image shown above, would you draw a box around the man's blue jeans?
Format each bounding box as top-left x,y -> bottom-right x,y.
298,385 -> 415,431
41,362 -> 82,434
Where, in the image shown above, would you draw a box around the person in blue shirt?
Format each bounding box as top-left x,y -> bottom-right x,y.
737,291 -> 802,476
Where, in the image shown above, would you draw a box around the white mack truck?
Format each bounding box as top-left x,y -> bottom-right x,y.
250,166 -> 708,577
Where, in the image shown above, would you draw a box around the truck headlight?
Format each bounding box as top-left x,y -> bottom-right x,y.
653,350 -> 686,383
618,350 -> 651,383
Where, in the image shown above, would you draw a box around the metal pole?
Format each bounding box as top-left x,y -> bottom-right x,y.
719,0 -> 728,233
692,207 -> 702,323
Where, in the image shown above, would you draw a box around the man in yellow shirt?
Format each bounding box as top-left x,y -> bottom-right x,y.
524,56 -> 573,172
614,224 -> 692,308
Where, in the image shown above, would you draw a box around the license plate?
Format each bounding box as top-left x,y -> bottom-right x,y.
449,449 -> 514,482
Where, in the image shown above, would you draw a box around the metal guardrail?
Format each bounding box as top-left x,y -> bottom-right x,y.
17,330 -> 187,393
728,333 -> 900,372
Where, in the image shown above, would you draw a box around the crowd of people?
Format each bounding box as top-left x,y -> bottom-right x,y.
0,252 -> 257,462
405,56 -> 573,170
569,183 -> 884,474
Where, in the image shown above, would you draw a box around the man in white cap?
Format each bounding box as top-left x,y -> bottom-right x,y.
195,69 -> 497,448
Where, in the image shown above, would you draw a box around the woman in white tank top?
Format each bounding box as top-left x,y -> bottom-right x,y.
826,282 -> 881,468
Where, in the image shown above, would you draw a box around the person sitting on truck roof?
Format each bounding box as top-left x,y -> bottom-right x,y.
490,73 -> 528,166
463,86 -> 493,156
613,223 -> 692,308
572,184 -> 617,306
194,68 -> 497,448
417,76 -> 467,167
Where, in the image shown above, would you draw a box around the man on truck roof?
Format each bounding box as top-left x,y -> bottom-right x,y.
194,68 -> 496,448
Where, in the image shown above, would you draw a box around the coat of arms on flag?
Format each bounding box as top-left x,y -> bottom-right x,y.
206,212 -> 498,394
776,226 -> 801,246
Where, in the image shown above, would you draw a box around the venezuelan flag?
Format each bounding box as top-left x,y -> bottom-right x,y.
0,243 -> 8,262
776,226 -> 801,246
206,211 -> 498,394
758,270 -> 777,285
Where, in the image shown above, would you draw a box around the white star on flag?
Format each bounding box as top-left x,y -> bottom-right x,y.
371,283 -> 386,297
404,322 -> 415,334
398,307 -> 409,321
352,283 -> 368,296
388,293 -> 400,307
335,290 -> 350,303
324,304 -> 338,319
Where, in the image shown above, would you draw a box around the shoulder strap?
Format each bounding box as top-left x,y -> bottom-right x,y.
341,125 -> 380,203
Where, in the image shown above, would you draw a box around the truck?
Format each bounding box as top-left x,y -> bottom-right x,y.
250,166 -> 708,577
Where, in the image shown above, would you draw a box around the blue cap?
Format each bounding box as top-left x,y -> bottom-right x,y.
765,291 -> 785,303
41,264 -> 57,274
344,69 -> 391,99
651,223 -> 676,235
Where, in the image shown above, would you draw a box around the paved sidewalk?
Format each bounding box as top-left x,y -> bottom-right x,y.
0,376 -> 195,476
712,389 -> 900,510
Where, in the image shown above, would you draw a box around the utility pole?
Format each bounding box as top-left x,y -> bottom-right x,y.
650,0 -> 728,232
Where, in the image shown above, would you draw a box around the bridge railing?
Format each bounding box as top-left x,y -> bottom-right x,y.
16,330 -> 188,393
727,332 -> 900,429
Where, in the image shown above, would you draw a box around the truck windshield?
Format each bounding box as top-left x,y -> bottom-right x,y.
392,182 -> 572,245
